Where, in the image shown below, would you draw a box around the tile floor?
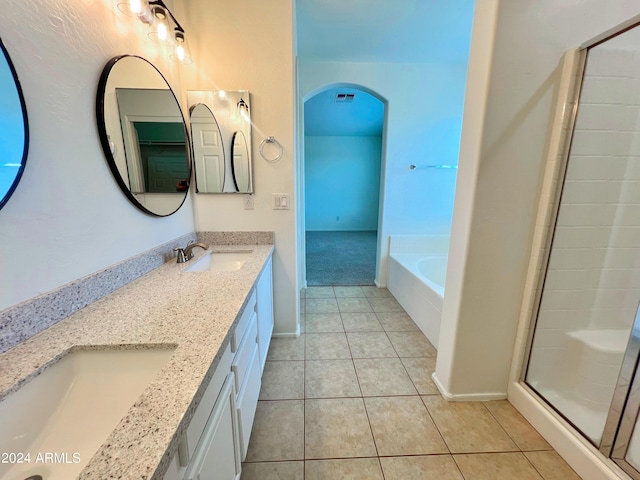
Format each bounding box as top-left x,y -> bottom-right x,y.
241,286 -> 583,480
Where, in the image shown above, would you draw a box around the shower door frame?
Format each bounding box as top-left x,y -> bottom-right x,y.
519,15 -> 640,474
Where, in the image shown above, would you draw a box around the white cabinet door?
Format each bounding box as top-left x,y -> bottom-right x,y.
183,373 -> 241,480
256,256 -> 274,372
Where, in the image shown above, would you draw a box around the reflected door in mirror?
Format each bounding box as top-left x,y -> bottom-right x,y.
190,104 -> 225,193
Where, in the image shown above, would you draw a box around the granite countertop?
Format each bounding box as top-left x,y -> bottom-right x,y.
0,244 -> 274,479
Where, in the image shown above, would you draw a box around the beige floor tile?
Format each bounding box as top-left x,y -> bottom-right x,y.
361,286 -> 392,298
346,332 -> 398,358
305,398 -> 377,459
306,298 -> 339,314
380,455 -> 464,480
300,298 -> 306,314
306,333 -> 351,359
267,336 -> 305,361
300,288 -> 306,299
241,461 -> 304,480
368,297 -> 405,312
400,357 -> 440,394
423,396 -> 518,453
365,396 -> 448,456
387,331 -> 437,357
376,312 -> 420,332
484,400 -> 551,451
354,358 -> 417,396
454,453 -> 543,480
305,458 -> 384,480
306,286 -> 336,298
341,313 -> 384,332
524,451 -> 582,480
305,313 -> 344,333
337,297 -> 374,313
245,400 -> 304,462
305,359 -> 361,398
259,361 -> 304,400
333,286 -> 365,297
299,314 -> 305,333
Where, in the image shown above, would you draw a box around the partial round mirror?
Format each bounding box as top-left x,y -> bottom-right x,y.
231,131 -> 251,192
0,39 -> 29,211
189,103 -> 225,193
96,55 -> 190,216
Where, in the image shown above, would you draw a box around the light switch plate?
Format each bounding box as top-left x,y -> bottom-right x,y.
273,193 -> 290,210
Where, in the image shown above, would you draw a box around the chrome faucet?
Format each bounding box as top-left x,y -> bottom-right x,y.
174,240 -> 209,263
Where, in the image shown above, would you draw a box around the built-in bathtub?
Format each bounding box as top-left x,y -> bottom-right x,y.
387,235 -> 449,348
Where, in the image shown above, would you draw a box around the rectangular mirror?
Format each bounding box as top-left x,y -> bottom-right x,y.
187,90 -> 253,193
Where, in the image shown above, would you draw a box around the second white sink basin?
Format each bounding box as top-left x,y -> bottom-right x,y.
0,347 -> 175,480
184,251 -> 252,272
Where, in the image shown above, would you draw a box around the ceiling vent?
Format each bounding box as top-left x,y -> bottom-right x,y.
335,93 -> 355,103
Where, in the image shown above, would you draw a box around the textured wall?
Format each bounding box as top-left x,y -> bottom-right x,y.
0,0 -> 195,311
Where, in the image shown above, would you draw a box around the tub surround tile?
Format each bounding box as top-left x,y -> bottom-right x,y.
306,298 -> 340,314
0,241 -> 276,480
305,458 -> 384,480
524,451 -> 582,480
400,357 -> 440,394
240,461 -> 304,480
246,400 -> 305,462
305,398 -> 377,459
423,396 -> 518,453
333,286 -> 366,297
376,312 -> 420,332
341,313 -> 384,332
380,455 -> 464,480
365,396 -> 448,456
305,333 -> 351,360
354,358 -> 417,396
305,359 -> 361,398
453,453 -> 544,480
484,400 -> 552,451
305,313 -> 344,333
346,332 -> 398,358
386,331 -> 437,357
259,361 -> 304,400
337,297 -> 374,313
0,232 -> 197,354
267,337 -> 305,361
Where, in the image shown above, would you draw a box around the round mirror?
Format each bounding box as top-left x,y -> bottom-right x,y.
231,131 -> 251,192
0,39 -> 29,211
189,103 -> 225,193
96,55 -> 191,216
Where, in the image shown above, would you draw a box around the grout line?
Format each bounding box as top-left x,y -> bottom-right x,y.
481,402 -> 523,452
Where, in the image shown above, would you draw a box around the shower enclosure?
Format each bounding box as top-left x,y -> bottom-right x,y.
524,20 -> 640,478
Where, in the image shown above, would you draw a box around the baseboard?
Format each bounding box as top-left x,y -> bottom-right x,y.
374,279 -> 387,288
431,372 -> 507,401
509,382 -> 627,480
272,331 -> 300,338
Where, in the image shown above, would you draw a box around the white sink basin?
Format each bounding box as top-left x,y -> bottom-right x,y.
184,251 -> 252,272
0,347 -> 175,480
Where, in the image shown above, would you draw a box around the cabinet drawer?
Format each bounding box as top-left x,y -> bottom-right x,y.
231,290 -> 256,353
231,312 -> 258,393
236,345 -> 261,460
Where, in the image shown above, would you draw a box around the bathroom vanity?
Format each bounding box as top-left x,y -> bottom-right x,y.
0,244 -> 274,480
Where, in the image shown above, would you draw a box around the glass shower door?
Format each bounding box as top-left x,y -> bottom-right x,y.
524,23 -> 640,448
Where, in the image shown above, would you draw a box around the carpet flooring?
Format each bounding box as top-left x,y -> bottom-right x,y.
305,230 -> 377,286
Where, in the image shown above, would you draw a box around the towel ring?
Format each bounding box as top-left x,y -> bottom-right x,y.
259,136 -> 283,163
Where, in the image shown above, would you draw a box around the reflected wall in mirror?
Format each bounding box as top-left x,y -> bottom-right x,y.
189,103 -> 225,192
187,90 -> 253,193
96,55 -> 190,216
0,39 -> 29,211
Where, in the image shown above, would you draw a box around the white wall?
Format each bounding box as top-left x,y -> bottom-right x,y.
0,0 -> 195,311
298,61 -> 467,286
181,0 -> 297,335
436,0 -> 640,399
305,135 -> 381,231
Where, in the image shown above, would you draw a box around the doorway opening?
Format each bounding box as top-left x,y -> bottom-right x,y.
303,86 -> 385,286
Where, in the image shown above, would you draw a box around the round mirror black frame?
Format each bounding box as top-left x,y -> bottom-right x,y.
0,38 -> 29,211
96,55 -> 191,217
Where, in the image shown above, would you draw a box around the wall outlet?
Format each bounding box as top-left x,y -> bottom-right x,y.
243,194 -> 254,210
273,193 -> 290,210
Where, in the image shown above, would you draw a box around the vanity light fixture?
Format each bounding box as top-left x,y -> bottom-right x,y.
237,98 -> 249,118
116,0 -> 193,65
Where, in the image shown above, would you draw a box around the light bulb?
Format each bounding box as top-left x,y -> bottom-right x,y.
117,0 -> 153,24
170,31 -> 193,64
148,6 -> 174,45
